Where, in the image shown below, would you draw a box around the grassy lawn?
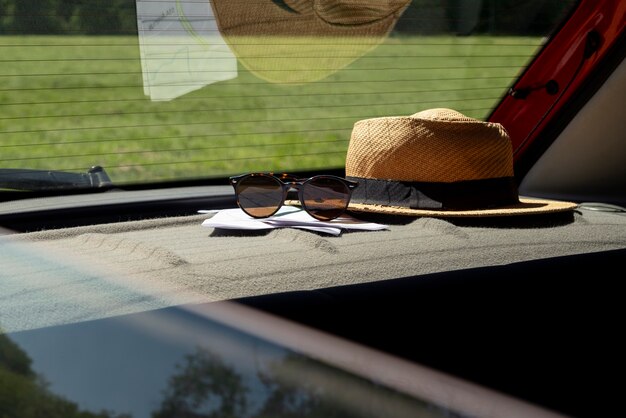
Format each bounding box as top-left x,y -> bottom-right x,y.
0,35 -> 541,185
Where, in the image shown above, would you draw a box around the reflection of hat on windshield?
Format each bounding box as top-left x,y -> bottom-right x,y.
210,0 -> 411,83
345,108 -> 578,217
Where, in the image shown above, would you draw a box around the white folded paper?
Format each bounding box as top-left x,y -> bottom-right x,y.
200,206 -> 388,236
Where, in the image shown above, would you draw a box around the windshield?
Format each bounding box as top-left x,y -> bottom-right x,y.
0,0 -> 578,190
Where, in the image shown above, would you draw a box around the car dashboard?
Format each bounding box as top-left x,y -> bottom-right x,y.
1,188 -> 625,417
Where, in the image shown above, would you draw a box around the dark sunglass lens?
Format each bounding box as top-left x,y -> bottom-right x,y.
236,175 -> 283,218
302,177 -> 350,221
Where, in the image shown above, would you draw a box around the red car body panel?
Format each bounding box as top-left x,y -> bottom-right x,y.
490,0 -> 625,161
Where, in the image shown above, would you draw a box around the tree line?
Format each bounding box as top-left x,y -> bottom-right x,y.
0,0 -> 576,36
0,0 -> 138,35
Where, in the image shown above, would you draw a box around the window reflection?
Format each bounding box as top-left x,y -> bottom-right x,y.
153,346 -> 461,418
2,307 -> 464,418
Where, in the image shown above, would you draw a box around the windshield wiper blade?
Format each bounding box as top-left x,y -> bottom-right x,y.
0,166 -> 112,191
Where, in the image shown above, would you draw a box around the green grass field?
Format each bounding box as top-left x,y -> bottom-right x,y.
0,35 -> 542,185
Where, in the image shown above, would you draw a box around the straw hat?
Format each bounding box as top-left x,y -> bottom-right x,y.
345,108 -> 578,217
210,0 -> 411,83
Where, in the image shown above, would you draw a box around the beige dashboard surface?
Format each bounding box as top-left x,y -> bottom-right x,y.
2,207 -> 625,333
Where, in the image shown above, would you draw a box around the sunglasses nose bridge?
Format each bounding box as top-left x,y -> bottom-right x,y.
283,180 -> 304,192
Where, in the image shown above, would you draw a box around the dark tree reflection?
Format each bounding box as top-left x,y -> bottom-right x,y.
254,355 -> 364,418
152,348 -> 248,418
151,346 -> 448,418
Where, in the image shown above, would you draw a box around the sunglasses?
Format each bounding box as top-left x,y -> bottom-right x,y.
229,173 -> 358,221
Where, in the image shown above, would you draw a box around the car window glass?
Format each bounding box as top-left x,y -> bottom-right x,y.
0,0 -> 578,188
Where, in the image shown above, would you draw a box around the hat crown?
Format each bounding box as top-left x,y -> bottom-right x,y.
411,108 -> 477,122
346,108 -> 514,183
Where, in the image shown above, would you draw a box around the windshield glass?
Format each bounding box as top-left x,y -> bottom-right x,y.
0,0 -> 578,190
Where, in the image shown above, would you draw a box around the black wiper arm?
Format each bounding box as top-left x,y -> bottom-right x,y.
0,166 -> 112,191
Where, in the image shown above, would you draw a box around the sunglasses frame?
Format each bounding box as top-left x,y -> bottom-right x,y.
229,172 -> 358,221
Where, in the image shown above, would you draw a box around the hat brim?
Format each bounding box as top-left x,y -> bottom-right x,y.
347,197 -> 578,218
